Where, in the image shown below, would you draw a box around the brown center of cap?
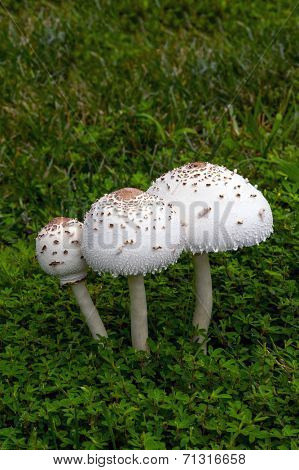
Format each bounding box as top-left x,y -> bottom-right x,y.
188,162 -> 207,169
47,217 -> 72,226
113,188 -> 144,200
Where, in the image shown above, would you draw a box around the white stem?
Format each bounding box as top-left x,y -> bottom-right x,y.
128,275 -> 148,351
71,281 -> 108,339
192,253 -> 213,352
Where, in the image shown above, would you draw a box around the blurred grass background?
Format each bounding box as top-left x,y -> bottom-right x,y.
0,0 -> 298,450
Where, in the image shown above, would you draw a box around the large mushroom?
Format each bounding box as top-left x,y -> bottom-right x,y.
82,188 -> 182,351
36,217 -> 108,339
148,162 -> 273,351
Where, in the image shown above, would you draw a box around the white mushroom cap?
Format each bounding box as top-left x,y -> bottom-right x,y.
82,188 -> 183,277
147,162 -> 273,253
36,217 -> 87,285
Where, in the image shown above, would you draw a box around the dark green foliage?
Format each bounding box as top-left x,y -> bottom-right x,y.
0,0 -> 298,450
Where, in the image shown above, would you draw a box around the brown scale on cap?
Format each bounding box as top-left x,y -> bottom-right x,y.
198,207 -> 211,218
113,188 -> 143,201
259,209 -> 265,220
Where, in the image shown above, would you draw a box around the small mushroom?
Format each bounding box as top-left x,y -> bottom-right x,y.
36,217 -> 107,340
82,188 -> 182,351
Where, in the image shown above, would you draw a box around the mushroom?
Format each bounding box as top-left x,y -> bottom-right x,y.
36,217 -> 108,339
82,188 -> 182,351
148,162 -> 273,352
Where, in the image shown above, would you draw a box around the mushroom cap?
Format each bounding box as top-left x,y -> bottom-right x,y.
82,188 -> 183,276
36,217 -> 87,285
147,162 -> 273,253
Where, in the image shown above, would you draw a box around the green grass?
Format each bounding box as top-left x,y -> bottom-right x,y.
0,0 -> 298,450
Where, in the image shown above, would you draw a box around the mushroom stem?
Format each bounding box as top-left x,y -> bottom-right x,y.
192,253 -> 213,353
128,275 -> 149,351
71,281 -> 108,339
